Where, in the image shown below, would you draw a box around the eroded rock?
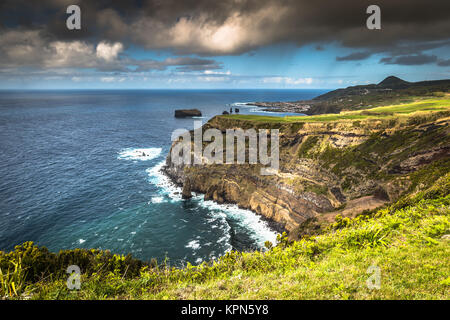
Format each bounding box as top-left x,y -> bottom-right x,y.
175,109 -> 202,118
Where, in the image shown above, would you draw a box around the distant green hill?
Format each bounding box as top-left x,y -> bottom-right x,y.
308,76 -> 450,114
377,76 -> 410,88
248,76 -> 450,115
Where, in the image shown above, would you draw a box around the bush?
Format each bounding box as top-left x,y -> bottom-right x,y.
0,242 -> 147,286
0,257 -> 27,298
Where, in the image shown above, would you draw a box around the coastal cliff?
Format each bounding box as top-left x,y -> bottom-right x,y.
248,76 -> 450,115
164,102 -> 450,239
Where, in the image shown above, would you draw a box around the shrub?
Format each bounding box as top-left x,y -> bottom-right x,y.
0,257 -> 27,298
0,242 -> 147,287
432,92 -> 445,97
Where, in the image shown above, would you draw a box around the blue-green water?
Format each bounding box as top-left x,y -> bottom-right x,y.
0,89 -> 327,265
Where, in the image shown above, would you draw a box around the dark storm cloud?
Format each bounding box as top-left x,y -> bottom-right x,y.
437,59 -> 450,67
175,64 -> 223,72
336,52 -> 372,61
133,57 -> 222,72
380,54 -> 438,66
0,0 -> 449,65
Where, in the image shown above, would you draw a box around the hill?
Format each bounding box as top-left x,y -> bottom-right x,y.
249,76 -> 450,115
377,75 -> 410,88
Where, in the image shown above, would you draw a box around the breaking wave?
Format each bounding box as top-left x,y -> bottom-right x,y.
118,148 -> 162,161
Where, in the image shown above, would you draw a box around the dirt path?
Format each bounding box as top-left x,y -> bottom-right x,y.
319,195 -> 387,223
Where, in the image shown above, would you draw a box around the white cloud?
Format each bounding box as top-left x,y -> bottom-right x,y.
96,42 -> 123,62
0,30 -> 48,67
0,30 -> 127,71
197,76 -> 229,82
0,30 -> 225,76
262,76 -> 283,83
262,77 -> 313,85
46,41 -> 96,68
131,5 -> 289,55
100,77 -> 116,82
204,70 -> 231,75
286,77 -> 313,85
100,76 -> 126,83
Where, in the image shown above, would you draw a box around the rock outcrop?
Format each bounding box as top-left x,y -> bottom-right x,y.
164,113 -> 450,239
174,109 -> 202,118
182,178 -> 192,199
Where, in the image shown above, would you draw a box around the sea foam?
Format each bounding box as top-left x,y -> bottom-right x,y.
118,148 -> 162,161
146,160 -> 278,252
185,239 -> 201,250
146,160 -> 202,201
200,199 -> 278,249
150,196 -> 164,204
146,161 -> 183,200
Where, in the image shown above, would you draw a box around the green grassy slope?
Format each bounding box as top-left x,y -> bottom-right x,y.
1,174 -> 448,300
303,77 -> 450,114
225,97 -> 450,123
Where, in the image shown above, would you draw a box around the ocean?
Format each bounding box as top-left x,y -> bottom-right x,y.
0,89 -> 327,265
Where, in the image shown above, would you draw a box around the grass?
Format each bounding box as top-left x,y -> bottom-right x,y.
2,174 -> 449,300
223,97 -> 450,123
358,99 -> 450,114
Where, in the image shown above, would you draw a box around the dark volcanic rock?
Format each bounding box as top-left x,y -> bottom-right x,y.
182,179 -> 192,199
174,109 -> 202,118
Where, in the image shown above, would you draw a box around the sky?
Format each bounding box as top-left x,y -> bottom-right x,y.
0,0 -> 449,89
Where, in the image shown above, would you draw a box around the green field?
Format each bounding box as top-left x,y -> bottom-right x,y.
224,97 -> 450,123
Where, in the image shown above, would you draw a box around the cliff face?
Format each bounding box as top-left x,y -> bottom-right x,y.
164,114 -> 450,238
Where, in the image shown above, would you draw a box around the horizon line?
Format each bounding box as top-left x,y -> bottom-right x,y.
0,87 -> 337,91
